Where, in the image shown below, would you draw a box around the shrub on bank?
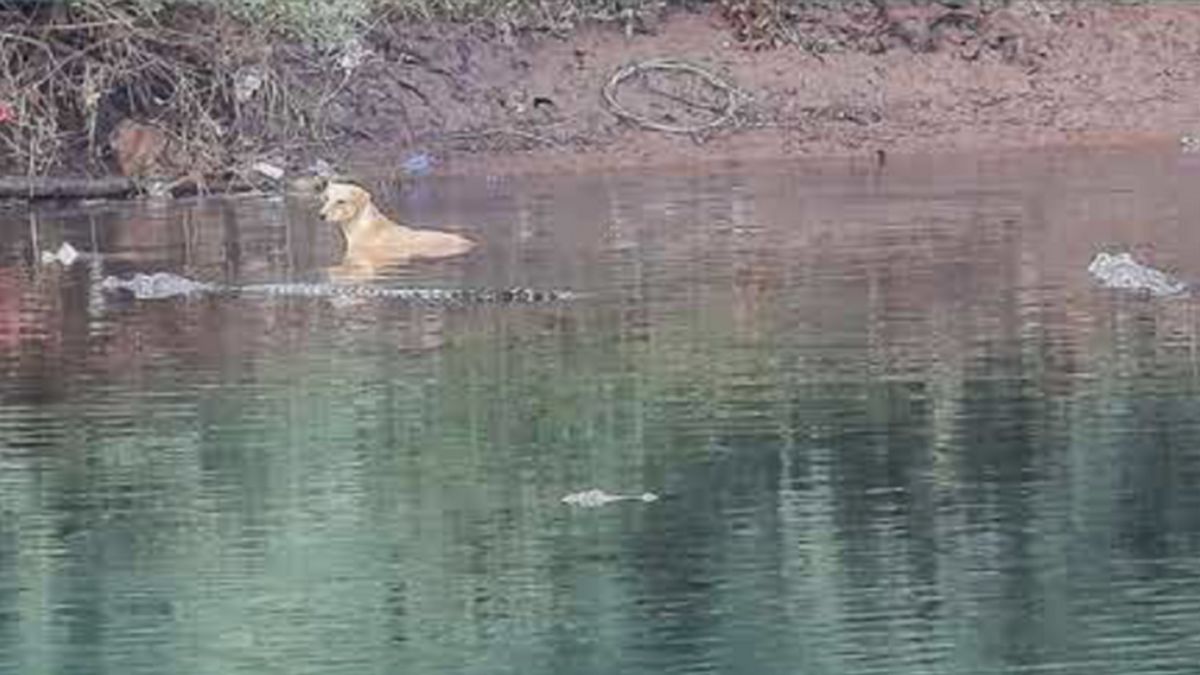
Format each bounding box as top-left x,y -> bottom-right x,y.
2,0 -> 682,176
0,0 -> 1004,177
108,0 -> 679,44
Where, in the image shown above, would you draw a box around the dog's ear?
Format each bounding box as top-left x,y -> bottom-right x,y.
348,185 -> 371,211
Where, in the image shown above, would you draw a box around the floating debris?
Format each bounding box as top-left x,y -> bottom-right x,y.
1087,251 -> 1189,297
561,489 -> 659,507
40,242 -> 81,266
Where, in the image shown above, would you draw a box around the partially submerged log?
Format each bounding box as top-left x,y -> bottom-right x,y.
0,172 -> 267,201
0,176 -> 136,200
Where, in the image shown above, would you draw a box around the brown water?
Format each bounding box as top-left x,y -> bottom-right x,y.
4,148 -> 1200,674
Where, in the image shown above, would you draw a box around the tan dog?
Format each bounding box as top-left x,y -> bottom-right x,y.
319,181 -> 475,279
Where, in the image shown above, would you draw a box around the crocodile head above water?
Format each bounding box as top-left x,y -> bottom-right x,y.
99,272 -> 216,299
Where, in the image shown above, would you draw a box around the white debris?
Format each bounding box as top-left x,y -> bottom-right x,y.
561,489 -> 659,507
306,159 -> 337,178
144,180 -> 172,199
251,161 -> 285,181
234,66 -> 265,103
1087,251 -> 1189,297
40,242 -> 80,266
337,38 -> 370,74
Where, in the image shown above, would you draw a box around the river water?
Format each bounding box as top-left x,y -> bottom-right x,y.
3,148 -> 1200,674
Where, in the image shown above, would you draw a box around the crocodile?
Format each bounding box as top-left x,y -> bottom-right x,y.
1087,251 -> 1190,297
99,271 -> 578,304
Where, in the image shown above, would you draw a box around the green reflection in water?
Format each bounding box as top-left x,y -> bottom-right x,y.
3,150 -> 1200,674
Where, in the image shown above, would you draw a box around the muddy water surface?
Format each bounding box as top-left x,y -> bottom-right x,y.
4,148 -> 1200,674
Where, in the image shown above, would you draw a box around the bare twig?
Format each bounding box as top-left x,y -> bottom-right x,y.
0,2 -> 350,181
601,58 -> 744,135
438,127 -> 560,150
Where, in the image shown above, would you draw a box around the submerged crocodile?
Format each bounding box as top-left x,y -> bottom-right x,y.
99,271 -> 577,303
1087,252 -> 1190,297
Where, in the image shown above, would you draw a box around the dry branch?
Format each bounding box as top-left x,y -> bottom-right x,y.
0,2 -> 349,181
602,58 -> 743,135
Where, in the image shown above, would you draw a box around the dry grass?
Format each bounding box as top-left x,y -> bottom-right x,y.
0,0 -> 683,177
0,0 -> 1018,178
0,1 -> 360,177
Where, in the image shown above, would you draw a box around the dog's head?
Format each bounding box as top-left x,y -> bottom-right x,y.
319,182 -> 372,224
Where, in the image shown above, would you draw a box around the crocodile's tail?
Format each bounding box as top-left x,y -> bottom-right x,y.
462,288 -> 579,303
367,286 -> 579,303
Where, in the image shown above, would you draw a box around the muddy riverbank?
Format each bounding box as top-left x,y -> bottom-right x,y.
405,1 -> 1200,177
5,1 -> 1200,189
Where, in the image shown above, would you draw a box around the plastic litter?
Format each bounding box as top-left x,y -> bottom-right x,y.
402,153 -> 434,176
40,242 -> 81,266
234,66 -> 264,103
251,161 -> 285,181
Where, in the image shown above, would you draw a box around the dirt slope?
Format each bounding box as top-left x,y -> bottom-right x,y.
329,1 -> 1200,177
